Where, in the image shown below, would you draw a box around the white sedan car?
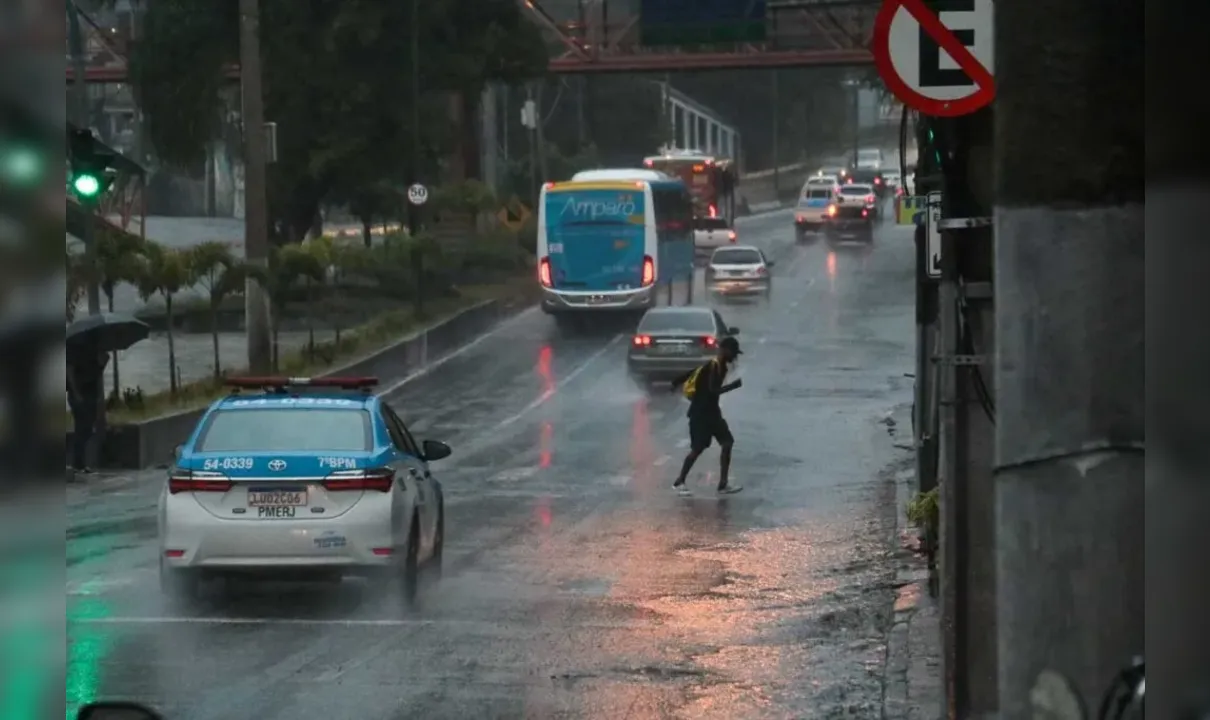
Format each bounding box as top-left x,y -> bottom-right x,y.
158,377 -> 451,605
694,216 -> 737,253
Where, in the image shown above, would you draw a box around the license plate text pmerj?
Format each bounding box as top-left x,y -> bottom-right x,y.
248,489 -> 306,519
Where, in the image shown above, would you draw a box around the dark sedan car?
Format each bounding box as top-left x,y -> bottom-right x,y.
845,167 -> 889,197
627,306 -> 739,383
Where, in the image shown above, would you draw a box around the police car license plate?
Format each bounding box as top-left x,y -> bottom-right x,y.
248,486 -> 307,518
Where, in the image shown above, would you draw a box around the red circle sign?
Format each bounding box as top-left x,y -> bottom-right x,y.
872,0 -> 995,117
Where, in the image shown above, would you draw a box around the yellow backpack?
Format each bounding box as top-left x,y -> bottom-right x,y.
682,359 -> 719,401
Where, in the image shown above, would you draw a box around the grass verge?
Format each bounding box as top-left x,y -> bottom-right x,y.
103,276 -> 537,424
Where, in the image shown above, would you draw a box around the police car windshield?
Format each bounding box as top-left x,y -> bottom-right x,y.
639,310 -> 715,333
196,408 -> 372,452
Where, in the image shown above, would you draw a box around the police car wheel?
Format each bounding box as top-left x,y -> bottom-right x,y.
428,504 -> 445,574
399,518 -> 421,605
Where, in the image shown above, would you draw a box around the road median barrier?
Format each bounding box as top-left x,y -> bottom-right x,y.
70,290 -> 537,471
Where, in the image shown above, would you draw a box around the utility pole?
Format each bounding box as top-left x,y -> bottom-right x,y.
535,82 -> 549,182
66,0 -> 101,317
993,0 -> 1144,716
771,70 -> 779,197
239,0 -> 272,374
524,85 -> 538,203
409,0 -> 424,316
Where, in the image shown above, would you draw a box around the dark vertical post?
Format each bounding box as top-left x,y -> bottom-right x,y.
409,0 -> 424,316
994,0 -> 1144,715
238,0 -> 272,373
771,70 -> 779,197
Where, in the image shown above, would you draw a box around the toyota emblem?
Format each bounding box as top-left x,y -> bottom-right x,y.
268,459 -> 287,471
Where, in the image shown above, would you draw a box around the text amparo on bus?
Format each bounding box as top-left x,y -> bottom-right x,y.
536,169 -> 695,326
642,149 -> 738,223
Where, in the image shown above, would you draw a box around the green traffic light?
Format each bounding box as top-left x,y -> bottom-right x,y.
73,173 -> 101,197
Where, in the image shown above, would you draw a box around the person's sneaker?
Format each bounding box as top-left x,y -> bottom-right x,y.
717,484 -> 743,495
673,483 -> 691,496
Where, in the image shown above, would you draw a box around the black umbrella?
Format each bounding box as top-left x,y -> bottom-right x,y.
66,313 -> 150,353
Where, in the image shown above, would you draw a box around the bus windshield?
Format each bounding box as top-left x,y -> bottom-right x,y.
543,187 -> 647,292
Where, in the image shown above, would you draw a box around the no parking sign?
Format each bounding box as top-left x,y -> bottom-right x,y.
872,0 -> 995,117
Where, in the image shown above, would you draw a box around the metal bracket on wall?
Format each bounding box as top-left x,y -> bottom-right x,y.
932,354 -> 986,366
938,216 -> 992,230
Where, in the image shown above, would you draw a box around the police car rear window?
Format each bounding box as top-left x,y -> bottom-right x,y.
196,408 -> 372,452
804,188 -> 832,199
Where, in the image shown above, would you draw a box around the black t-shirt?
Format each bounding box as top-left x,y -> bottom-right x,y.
69,354 -> 106,398
687,359 -> 729,417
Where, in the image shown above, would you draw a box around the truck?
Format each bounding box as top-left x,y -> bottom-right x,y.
643,148 -> 738,223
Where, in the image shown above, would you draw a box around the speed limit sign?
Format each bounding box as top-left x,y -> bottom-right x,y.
407,183 -> 428,205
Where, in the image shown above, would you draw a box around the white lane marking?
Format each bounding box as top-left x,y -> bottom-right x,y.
606,474 -> 630,487
758,337 -> 768,345
493,334 -> 625,430
653,455 -> 671,467
380,306 -> 540,395
491,467 -> 539,482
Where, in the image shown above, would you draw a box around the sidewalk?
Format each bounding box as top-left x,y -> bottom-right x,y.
883,463 -> 944,720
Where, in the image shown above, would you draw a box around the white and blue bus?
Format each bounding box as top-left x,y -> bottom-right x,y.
536,169 -> 695,325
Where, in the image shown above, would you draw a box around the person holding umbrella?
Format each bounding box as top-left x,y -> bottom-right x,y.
65,313 -> 149,473
66,340 -> 108,473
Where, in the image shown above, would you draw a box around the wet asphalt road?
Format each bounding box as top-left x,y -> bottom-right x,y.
68,207 -> 918,720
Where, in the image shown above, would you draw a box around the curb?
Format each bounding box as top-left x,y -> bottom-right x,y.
69,295 -> 536,471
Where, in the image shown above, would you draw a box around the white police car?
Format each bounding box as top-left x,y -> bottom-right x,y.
158,376 -> 451,604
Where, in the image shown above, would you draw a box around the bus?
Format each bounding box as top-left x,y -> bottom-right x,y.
537,169 -> 695,326
642,149 -> 738,223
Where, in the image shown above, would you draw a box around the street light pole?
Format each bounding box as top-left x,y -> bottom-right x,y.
239,0 -> 272,373
67,0 -> 101,317
409,0 -> 424,316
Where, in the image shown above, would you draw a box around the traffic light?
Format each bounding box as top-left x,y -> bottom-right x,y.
68,127 -> 115,202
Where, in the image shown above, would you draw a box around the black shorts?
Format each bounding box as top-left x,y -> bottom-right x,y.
689,413 -> 733,451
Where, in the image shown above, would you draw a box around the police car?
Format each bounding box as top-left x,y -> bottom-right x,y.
158,376 -> 451,604
794,176 -> 840,241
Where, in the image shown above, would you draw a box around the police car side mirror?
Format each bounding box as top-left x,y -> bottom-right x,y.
728,327 -> 740,335
421,439 -> 452,462
78,701 -> 165,720
173,445 -> 182,461
765,260 -> 775,267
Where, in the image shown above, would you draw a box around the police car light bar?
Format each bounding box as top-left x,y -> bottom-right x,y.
225,376 -> 378,390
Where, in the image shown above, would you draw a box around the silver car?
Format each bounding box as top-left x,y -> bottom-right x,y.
706,245 -> 773,297
158,379 -> 449,605
627,306 -> 739,382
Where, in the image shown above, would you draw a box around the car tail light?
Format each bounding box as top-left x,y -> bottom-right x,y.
874,177 -> 881,185
322,468 -> 395,493
168,469 -> 232,494
756,266 -> 768,276
539,257 -> 552,287
827,204 -> 838,217
728,230 -> 737,242
641,255 -> 655,286
862,209 -> 869,218
632,334 -> 652,347
702,336 -> 717,348
708,204 -> 717,217
846,177 -> 853,183
866,194 -> 876,204
643,159 -> 653,167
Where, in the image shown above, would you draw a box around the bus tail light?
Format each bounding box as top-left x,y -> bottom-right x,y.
641,256 -> 655,286
728,230 -> 737,242
539,257 -> 553,287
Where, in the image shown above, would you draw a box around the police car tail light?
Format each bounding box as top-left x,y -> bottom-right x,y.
322,468 -> 394,493
641,256 -> 655,286
168,469 -> 232,494
538,257 -> 552,287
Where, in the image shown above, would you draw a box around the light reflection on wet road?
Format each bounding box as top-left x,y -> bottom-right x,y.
67,209 -> 917,719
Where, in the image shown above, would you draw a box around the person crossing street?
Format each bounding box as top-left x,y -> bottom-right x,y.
669,336 -> 744,495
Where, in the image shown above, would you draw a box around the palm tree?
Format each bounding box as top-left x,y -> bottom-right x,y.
188,241 -> 251,380
135,242 -> 192,394
261,245 -> 324,371
94,231 -> 146,395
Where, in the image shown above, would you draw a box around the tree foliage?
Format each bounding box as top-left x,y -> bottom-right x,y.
128,0 -> 547,242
